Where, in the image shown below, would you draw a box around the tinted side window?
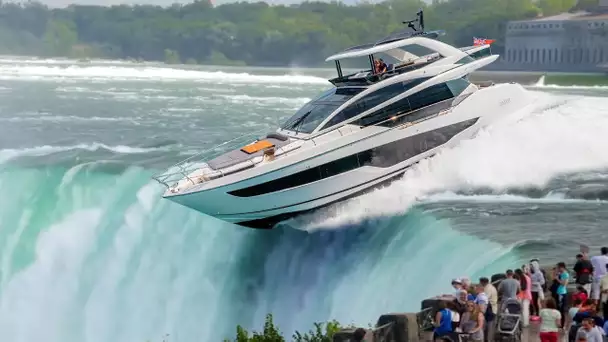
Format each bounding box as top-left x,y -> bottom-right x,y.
281,103 -> 339,133
320,82 -> 406,130
446,78 -> 471,97
321,78 -> 431,131
365,79 -> 470,128
354,77 -> 431,127
314,87 -> 365,103
408,83 -> 453,112
355,97 -> 411,127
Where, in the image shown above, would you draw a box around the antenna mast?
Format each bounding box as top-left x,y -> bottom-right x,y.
403,9 -> 425,32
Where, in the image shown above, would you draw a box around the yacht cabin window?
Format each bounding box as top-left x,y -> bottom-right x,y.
320,77 -> 432,131
280,87 -> 364,134
356,77 -> 471,127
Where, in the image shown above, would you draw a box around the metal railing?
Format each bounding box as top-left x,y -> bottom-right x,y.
151,128 -> 270,189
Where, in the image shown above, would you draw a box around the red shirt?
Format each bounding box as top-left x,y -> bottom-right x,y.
572,292 -> 588,303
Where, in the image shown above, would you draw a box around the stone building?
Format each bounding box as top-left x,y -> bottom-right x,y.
504,0 -> 608,72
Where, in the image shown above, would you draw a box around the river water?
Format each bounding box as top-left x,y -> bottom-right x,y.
0,58 -> 607,341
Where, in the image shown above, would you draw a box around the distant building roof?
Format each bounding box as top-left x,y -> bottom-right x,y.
510,10 -> 608,23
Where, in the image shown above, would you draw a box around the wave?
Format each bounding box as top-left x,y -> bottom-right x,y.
0,64 -> 329,84
0,143 -> 175,164
217,94 -> 311,106
0,70 -> 607,342
291,92 -> 608,228
0,164 -> 527,341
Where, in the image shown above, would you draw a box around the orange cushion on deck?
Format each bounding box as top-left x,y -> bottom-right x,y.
241,140 -> 274,154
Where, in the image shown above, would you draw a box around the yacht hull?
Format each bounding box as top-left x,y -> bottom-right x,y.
163,83 -> 533,229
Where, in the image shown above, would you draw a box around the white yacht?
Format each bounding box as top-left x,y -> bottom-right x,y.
153,12 -> 533,228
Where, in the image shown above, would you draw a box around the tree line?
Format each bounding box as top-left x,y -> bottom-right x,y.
0,0 -> 598,66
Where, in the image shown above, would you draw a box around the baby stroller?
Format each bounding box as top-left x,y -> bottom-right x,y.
495,298 -> 523,342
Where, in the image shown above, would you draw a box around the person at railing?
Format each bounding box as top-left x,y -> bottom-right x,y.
479,277 -> 497,342
433,300 -> 454,340
451,278 -> 465,297
480,277 -> 498,315
460,300 -> 485,342
446,300 -> 461,332
454,290 -> 469,314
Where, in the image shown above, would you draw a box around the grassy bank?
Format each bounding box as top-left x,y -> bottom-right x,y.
544,73 -> 608,86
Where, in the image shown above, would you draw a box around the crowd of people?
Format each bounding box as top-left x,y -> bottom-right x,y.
431,247 -> 608,342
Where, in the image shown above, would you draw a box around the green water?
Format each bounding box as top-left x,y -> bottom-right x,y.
0,58 -> 607,341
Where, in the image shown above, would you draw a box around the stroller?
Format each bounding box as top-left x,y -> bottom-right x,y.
494,298 -> 523,342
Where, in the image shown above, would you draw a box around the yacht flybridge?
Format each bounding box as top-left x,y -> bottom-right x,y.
152,10 -> 533,229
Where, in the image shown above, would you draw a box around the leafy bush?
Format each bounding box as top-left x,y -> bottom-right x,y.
225,314 -> 343,342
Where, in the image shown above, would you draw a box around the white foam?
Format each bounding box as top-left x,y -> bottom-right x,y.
0,64 -> 329,84
0,143 -> 171,164
218,94 -> 311,106
421,191 -> 606,204
531,84 -> 608,90
308,93 -> 608,227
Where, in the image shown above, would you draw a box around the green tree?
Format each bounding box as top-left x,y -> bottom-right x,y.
43,20 -> 77,56
225,314 -> 343,342
0,0 -> 583,65
163,48 -> 181,64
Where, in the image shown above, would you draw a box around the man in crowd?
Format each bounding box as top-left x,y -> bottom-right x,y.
498,270 -> 520,300
476,281 -> 495,342
591,247 -> 608,306
574,253 -> 594,295
480,277 -> 498,316
576,317 -> 603,342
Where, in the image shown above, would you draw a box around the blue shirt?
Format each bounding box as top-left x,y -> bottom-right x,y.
435,308 -> 452,334
557,271 -> 569,295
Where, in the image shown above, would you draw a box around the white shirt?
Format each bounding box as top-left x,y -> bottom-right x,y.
591,255 -> 608,280
484,284 -> 498,314
475,292 -> 489,305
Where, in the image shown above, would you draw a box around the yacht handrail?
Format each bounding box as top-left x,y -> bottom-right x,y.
152,128 -> 270,188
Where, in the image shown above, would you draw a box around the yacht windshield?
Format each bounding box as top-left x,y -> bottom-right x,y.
281,87 -> 364,134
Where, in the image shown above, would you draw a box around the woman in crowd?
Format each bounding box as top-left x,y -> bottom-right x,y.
555,262 -> 570,327
530,260 -> 546,319
539,298 -> 562,342
460,301 -> 485,342
573,285 -> 589,303
516,268 -> 532,327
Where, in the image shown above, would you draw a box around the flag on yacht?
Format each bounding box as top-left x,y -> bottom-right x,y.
473,37 -> 496,46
